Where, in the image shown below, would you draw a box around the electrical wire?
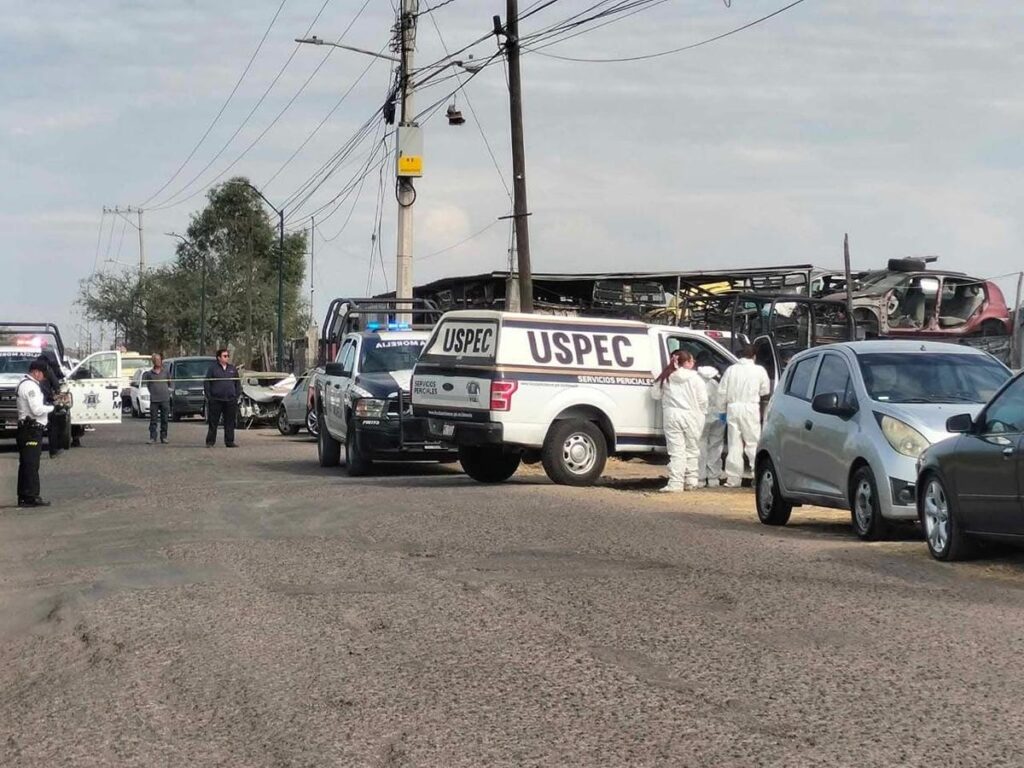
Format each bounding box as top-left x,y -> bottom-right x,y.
526,0 -> 809,62
415,0 -> 457,16
419,219 -> 503,262
148,0 -> 348,210
139,0 -> 288,207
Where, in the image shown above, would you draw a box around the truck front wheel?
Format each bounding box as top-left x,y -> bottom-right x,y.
541,419 -> 608,486
459,446 -> 521,483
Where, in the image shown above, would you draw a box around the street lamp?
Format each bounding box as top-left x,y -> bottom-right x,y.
225,180 -> 286,372
166,231 -> 205,355
294,35 -> 400,62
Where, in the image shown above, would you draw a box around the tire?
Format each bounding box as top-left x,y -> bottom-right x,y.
850,465 -> 888,541
919,473 -> 973,561
305,408 -> 319,437
277,406 -> 300,436
172,412 -> 182,422
540,419 -> 608,486
888,257 -> 927,273
317,414 -> 341,467
345,424 -> 371,477
755,456 -> 793,526
459,445 -> 521,483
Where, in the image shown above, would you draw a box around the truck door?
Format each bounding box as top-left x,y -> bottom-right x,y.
66,350 -> 123,425
325,339 -> 358,438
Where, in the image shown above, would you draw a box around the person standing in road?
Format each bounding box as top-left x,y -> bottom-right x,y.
36,340 -> 65,459
143,353 -> 171,444
15,361 -> 54,507
697,365 -> 726,488
719,344 -> 771,488
204,348 -> 241,448
651,349 -> 708,492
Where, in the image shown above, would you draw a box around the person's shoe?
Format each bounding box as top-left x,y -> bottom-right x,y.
18,498 -> 50,508
205,443 -> 214,448
225,443 -> 239,448
660,485 -> 685,493
49,451 -> 62,460
148,438 -> 157,444
160,437 -> 169,444
685,484 -> 700,492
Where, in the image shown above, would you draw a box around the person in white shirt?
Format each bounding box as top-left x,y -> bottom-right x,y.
15,361 -> 55,507
651,349 -> 709,492
718,344 -> 771,488
696,365 -> 726,488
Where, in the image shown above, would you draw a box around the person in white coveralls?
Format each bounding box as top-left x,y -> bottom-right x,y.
718,344 -> 771,487
651,349 -> 708,492
696,365 -> 726,487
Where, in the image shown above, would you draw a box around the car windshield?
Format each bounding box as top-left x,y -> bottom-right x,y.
174,361 -> 214,382
857,353 -> 1010,404
0,355 -> 35,375
122,358 -> 151,373
360,339 -> 425,373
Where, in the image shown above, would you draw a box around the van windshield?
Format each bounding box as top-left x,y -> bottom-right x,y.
174,361 -> 214,383
857,353 -> 1009,404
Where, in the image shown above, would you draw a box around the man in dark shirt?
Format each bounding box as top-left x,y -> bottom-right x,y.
204,348 -> 241,448
143,353 -> 172,444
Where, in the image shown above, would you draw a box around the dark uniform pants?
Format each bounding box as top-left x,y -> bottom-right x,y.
48,411 -> 66,456
17,421 -> 43,501
206,399 -> 237,446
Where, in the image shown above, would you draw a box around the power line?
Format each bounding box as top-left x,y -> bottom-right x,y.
414,0 -> 457,16
139,0 -> 289,207
526,0 -> 809,62
148,0 -> 342,210
419,218 -> 502,261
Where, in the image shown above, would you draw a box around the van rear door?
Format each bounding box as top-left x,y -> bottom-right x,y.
412,317 -> 498,421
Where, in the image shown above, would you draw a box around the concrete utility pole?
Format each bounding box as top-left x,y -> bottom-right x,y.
103,205 -> 145,278
396,0 -> 419,322
497,0 -> 534,313
310,216 -> 316,324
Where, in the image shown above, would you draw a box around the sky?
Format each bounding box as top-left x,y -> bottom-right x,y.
2,0 -> 1022,351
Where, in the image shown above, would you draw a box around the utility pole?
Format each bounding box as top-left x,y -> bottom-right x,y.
396,0 -> 419,323
496,0 -> 534,313
277,210 -> 285,371
310,216 -> 315,323
103,205 -> 145,277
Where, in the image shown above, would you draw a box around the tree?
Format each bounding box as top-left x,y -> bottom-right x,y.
78,177 -> 307,368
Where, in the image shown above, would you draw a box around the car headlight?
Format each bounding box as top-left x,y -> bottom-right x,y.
354,398 -> 386,418
349,384 -> 374,400
174,389 -> 188,396
878,414 -> 930,458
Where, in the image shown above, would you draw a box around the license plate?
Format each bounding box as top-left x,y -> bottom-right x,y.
442,422 -> 455,437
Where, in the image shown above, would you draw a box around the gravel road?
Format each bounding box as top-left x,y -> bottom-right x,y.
2,418 -> 1024,767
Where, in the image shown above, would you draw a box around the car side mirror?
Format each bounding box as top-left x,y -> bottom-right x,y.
324,362 -> 346,377
812,392 -> 857,418
945,413 -> 974,433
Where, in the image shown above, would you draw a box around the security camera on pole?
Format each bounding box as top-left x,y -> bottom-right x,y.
395,0 -> 423,325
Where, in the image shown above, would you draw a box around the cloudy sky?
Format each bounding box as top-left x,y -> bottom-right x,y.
2,0 -> 1021,350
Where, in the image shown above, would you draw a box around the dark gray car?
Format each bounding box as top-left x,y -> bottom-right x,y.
917,371 -> 1024,560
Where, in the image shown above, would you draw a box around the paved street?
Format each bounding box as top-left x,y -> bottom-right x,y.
2,419 -> 1024,767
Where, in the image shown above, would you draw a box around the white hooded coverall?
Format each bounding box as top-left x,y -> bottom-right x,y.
718,358 -> 771,486
651,367 -> 708,490
696,366 -> 726,486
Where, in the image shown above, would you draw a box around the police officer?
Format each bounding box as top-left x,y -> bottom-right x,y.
36,340 -> 65,458
16,361 -> 54,507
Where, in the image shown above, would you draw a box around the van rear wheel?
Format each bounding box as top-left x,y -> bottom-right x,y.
459,446 -> 520,483
542,419 -> 608,486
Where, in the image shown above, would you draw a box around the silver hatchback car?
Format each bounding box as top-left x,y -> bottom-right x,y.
754,341 -> 1010,539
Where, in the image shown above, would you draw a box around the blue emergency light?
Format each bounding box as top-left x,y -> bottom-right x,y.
367,322 -> 412,331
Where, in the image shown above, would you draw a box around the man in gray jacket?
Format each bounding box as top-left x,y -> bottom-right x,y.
142,354 -> 171,444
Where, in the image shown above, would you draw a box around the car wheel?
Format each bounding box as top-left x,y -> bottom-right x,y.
305,408 -> 319,437
541,419 -> 608,486
919,473 -> 973,561
172,412 -> 182,422
755,456 -> 793,526
317,414 -> 341,467
459,445 -> 521,483
850,466 -> 888,541
345,424 -> 371,476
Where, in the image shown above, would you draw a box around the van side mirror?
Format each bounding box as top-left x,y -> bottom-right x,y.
324,362 -> 346,377
812,392 -> 857,418
945,413 -> 974,433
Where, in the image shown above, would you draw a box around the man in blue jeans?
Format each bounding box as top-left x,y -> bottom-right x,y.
204,348 -> 241,448
143,353 -> 171,444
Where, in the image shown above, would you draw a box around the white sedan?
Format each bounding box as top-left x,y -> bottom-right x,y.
127,369 -> 150,418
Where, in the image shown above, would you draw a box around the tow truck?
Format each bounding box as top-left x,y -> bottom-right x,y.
314,298 -> 454,475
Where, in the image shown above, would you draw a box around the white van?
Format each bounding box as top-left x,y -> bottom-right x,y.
411,310 -> 737,485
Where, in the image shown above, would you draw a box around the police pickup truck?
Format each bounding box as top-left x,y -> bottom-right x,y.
411,310 -> 738,486
0,323 -> 123,445
315,323 -> 454,475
